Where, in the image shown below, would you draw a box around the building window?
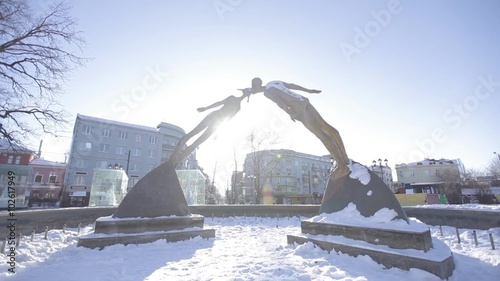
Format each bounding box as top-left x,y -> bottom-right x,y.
75,174 -> 87,185
49,175 -> 57,183
149,136 -> 157,144
34,174 -> 43,183
83,125 -> 92,135
435,170 -> 440,176
135,134 -> 142,142
14,156 -> 21,165
102,128 -> 111,137
98,161 -> 108,168
79,142 -> 92,151
119,131 -> 128,140
132,148 -> 141,157
116,146 -> 126,155
147,165 -> 154,172
99,144 -> 110,153
148,150 -> 156,158
7,155 -> 13,164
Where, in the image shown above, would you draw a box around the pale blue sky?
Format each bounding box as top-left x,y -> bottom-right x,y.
36,0 -> 500,188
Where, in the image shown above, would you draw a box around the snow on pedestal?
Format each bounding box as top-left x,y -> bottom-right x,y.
288,203 -> 455,279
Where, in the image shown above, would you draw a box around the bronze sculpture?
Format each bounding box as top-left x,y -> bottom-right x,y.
170,92 -> 250,165
247,77 -> 350,178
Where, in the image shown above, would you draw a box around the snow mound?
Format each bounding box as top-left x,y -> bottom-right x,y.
348,161 -> 371,185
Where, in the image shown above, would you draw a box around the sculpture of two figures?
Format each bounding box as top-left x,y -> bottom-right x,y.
170,77 -> 408,221
169,77 -> 350,180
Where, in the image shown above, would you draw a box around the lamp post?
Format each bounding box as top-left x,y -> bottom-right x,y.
372,158 -> 388,186
125,150 -> 131,175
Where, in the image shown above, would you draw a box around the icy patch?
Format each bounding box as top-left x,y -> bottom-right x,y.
348,161 -> 371,185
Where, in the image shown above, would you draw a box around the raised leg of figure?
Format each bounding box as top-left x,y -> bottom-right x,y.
302,119 -> 349,176
297,109 -> 349,178
170,116 -> 216,164
175,125 -> 218,165
304,104 -> 349,162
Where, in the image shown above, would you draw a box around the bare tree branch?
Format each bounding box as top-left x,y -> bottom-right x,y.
0,0 -> 87,147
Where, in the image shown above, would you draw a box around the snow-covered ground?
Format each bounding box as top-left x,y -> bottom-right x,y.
1,204 -> 499,281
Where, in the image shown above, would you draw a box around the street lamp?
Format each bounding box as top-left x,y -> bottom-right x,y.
372,158 -> 388,185
125,150 -> 131,175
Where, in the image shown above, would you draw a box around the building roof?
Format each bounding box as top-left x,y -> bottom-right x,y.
248,149 -> 330,162
396,158 -> 460,167
0,139 -> 33,153
77,114 -> 158,133
29,158 -> 66,168
77,114 -> 186,135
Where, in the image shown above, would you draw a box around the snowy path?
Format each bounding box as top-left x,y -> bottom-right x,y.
1,216 -> 499,280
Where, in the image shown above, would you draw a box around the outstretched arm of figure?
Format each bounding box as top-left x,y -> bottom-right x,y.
283,82 -> 321,94
197,96 -> 231,112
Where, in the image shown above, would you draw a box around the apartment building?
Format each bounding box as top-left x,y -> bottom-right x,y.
63,114 -> 196,207
28,158 -> 66,208
0,140 -> 34,209
243,149 -> 331,204
395,158 -> 465,194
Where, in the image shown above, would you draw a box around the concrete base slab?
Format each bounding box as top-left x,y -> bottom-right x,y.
301,221 -> 433,251
78,215 -> 214,249
94,215 -> 205,234
78,228 -> 215,249
287,234 -> 455,280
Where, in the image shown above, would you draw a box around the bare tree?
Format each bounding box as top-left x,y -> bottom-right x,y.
436,169 -> 462,204
243,129 -> 281,204
463,168 -> 491,194
0,1 -> 87,146
487,155 -> 500,181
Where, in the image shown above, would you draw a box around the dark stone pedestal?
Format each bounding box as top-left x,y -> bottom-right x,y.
320,161 -> 408,222
77,215 -> 215,249
288,220 -> 454,279
287,232 -> 454,280
300,221 -> 433,251
78,160 -> 215,249
114,160 -> 190,218
94,215 -> 206,234
288,162 -> 455,279
78,228 -> 215,250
